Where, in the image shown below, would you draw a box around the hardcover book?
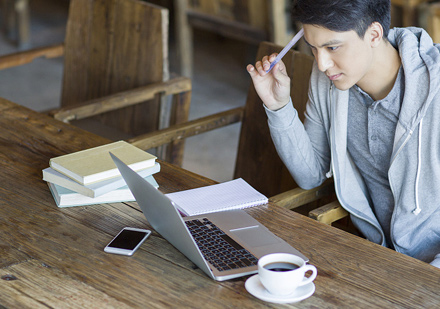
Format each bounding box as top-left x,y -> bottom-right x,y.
49,141 -> 156,185
48,175 -> 159,207
43,163 -> 160,198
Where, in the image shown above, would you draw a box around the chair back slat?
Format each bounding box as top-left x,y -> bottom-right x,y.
61,0 -> 169,135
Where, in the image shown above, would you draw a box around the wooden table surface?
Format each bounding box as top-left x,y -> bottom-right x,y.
1,97 -> 440,308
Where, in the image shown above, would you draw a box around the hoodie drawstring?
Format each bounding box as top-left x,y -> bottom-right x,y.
413,119 -> 423,215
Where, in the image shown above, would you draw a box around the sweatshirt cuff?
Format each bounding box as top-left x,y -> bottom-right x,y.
430,254 -> 440,268
264,98 -> 298,129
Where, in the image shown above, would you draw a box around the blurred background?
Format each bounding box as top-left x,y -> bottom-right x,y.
0,0 -> 438,182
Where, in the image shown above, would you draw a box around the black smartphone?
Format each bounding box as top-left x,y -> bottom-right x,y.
104,227 -> 151,256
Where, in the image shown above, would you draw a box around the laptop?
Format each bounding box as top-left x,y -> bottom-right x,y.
110,153 -> 307,281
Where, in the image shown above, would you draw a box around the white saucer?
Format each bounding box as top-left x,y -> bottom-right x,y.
245,274 -> 315,304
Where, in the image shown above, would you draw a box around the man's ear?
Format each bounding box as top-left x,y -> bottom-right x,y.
368,22 -> 384,48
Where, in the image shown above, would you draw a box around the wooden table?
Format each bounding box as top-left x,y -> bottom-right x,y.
1,97 -> 439,308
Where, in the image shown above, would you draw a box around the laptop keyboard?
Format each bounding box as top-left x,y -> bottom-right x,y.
185,218 -> 258,272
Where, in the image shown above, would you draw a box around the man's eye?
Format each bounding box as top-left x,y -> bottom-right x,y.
328,46 -> 339,51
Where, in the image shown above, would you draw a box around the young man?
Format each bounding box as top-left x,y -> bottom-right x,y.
247,0 -> 440,268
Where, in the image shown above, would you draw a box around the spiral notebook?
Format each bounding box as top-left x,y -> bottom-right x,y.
165,178 -> 268,216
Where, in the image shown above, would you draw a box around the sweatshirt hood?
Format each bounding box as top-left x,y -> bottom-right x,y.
387,27 -> 440,131
388,28 -> 440,217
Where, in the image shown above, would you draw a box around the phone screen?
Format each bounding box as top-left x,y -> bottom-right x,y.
108,229 -> 149,250
105,228 -> 151,255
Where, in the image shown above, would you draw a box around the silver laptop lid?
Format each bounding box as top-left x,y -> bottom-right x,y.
110,153 -> 215,279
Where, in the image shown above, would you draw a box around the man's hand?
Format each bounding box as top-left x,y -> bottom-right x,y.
247,53 -> 291,111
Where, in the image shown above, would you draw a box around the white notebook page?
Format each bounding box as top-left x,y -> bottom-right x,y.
166,178 -> 268,216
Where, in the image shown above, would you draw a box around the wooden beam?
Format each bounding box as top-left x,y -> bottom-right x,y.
0,44 -> 64,70
128,107 -> 244,150
187,11 -> 266,43
309,201 -> 349,225
51,77 -> 191,123
270,180 -> 334,210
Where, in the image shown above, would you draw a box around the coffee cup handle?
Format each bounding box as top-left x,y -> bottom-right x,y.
299,265 -> 317,286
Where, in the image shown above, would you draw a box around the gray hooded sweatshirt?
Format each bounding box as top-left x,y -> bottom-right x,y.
265,27 -> 440,267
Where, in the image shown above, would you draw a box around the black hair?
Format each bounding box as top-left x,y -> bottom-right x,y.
291,0 -> 391,39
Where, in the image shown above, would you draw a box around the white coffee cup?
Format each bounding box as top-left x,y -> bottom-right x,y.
258,253 -> 317,296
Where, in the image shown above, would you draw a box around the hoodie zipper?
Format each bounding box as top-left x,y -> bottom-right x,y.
387,131 -> 412,252
328,84 -> 386,246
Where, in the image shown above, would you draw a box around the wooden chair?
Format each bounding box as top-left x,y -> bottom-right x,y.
174,0 -> 292,77
126,41 -> 348,225
0,0 -> 191,166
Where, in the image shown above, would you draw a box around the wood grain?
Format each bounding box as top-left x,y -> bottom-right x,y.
62,0 -> 167,135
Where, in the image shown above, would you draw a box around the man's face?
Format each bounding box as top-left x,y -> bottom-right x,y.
303,24 -> 374,91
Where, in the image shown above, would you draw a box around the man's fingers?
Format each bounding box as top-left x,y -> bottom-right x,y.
247,53 -> 281,77
246,64 -> 258,77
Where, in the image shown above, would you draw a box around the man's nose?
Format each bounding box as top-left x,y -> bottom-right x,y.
316,51 -> 334,73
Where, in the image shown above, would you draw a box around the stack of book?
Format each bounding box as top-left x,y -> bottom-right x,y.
43,141 -> 159,207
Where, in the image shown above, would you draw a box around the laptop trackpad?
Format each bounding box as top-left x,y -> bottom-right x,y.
230,226 -> 281,247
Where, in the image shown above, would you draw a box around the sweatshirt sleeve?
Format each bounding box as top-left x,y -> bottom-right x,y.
264,97 -> 330,189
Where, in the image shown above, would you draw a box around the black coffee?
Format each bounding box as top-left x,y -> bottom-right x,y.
263,262 -> 300,272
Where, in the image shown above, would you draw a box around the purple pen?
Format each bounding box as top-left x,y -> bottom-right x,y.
266,28 -> 304,73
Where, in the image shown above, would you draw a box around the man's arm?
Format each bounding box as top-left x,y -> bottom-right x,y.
248,56 -> 331,189
265,96 -> 330,190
